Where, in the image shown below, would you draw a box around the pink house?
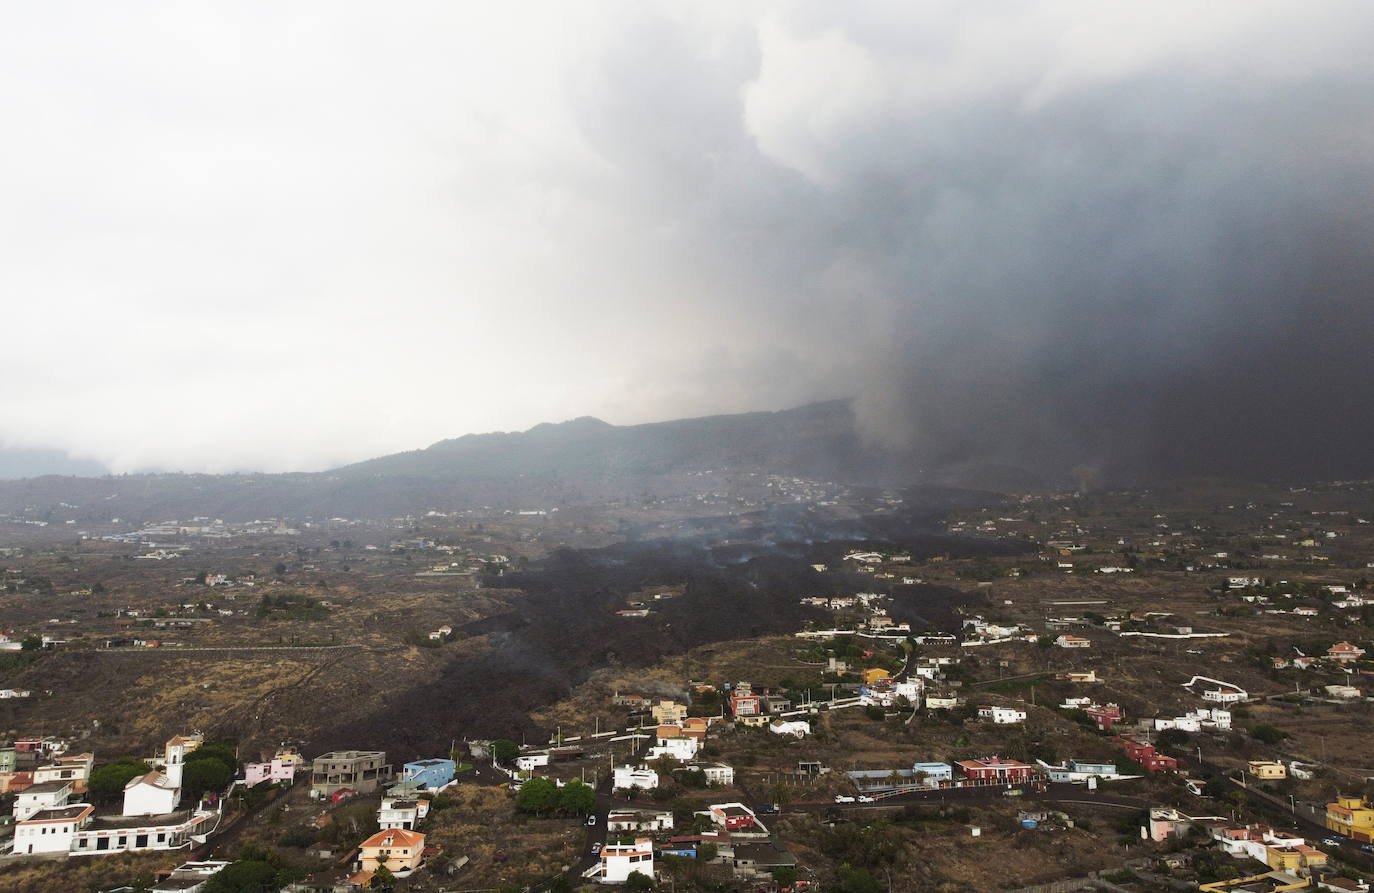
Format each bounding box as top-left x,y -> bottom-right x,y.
243,759 -> 297,787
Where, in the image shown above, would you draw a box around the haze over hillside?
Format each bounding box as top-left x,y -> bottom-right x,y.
0,401 -> 973,523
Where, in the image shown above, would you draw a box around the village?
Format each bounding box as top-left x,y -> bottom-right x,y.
0,479 -> 1373,890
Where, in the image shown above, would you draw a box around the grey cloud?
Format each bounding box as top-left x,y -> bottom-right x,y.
1,3 -> 1371,482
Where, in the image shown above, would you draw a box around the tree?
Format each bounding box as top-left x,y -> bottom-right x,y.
558,778 -> 596,815
773,866 -> 799,887
1250,724 -> 1287,745
490,739 -> 519,766
624,871 -> 654,891
201,858 -> 277,893
836,866 -> 883,893
20,635 -> 41,651
1156,728 -> 1190,750
88,758 -> 153,801
182,757 -> 234,801
371,863 -> 395,891
515,777 -> 559,815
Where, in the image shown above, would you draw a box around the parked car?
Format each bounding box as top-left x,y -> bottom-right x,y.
834,795 -> 856,803
1361,843 -> 1374,854
858,795 -> 875,803
1322,836 -> 1345,846
586,815 -> 597,826
591,842 -> 602,854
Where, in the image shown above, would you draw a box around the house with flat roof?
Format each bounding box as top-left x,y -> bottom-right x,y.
310,751 -> 391,797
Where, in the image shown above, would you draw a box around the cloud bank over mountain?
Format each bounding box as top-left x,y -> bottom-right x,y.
2,3 -> 1371,480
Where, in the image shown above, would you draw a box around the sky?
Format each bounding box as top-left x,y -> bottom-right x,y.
2,2 -> 1372,478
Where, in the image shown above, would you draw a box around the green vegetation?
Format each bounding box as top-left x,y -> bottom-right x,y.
515,777 -> 596,815
491,739 -> 519,766
256,592 -> 329,621
87,757 -> 154,801
202,844 -> 303,893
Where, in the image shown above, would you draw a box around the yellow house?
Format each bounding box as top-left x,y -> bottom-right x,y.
1246,761 -> 1287,780
1264,844 -> 1326,872
357,828 -> 425,874
1200,872 -> 1308,892
651,700 -> 688,726
1327,794 -> 1374,842
863,668 -> 893,685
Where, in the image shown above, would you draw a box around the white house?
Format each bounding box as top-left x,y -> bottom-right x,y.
585,837 -> 654,885
1054,635 -> 1091,649
607,809 -> 674,833
613,765 -> 659,791
692,762 -> 735,786
978,705 -> 1027,725
378,795 -> 430,830
516,753 -> 550,772
123,771 -> 181,817
14,780 -> 75,820
769,720 -> 811,738
1155,708 -> 1231,732
13,803 -> 95,854
150,861 -> 231,893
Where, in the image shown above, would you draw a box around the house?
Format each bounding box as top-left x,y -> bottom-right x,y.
863,668 -> 893,685
1054,635 -> 1091,649
651,700 -> 689,725
1248,761 -> 1287,780
242,759 -> 296,787
1326,794 -> 1374,842
356,828 -> 425,875
34,752 -> 94,790
15,780 -> 76,820
516,753 -> 550,772
401,758 -> 455,790
1060,670 -> 1100,684
925,694 -> 959,709
613,765 -> 659,791
377,795 -> 429,831
1038,760 -> 1124,783
731,841 -> 798,880
607,809 -> 673,833
956,757 -> 1034,784
13,803 -> 95,854
769,720 -> 810,738
1115,738 -> 1177,773
706,802 -> 758,831
585,837 -> 654,885
426,625 -> 452,641
310,751 -> 391,797
728,684 -> 762,717
123,772 -> 181,816
1327,642 -> 1366,663
1155,708 -> 1232,732
648,725 -> 699,762
977,705 -> 1027,725
1085,703 -> 1125,730
912,762 -> 953,784
691,763 -> 734,786
1293,656 -> 1317,670
1183,676 -> 1249,704
149,860 -> 231,893
1325,684 -> 1361,700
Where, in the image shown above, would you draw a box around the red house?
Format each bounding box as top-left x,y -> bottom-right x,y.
955,757 -> 1035,783
1115,738 -> 1177,773
729,684 -> 761,717
1085,703 -> 1124,731
709,803 -> 757,830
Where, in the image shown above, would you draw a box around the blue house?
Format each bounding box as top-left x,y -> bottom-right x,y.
402,758 -> 456,789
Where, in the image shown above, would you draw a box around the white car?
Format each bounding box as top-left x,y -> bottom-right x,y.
834,795 -> 856,803
857,795 -> 875,803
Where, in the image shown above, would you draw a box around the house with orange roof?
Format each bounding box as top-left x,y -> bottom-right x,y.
357,827 -> 426,876
1327,641 -> 1366,663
